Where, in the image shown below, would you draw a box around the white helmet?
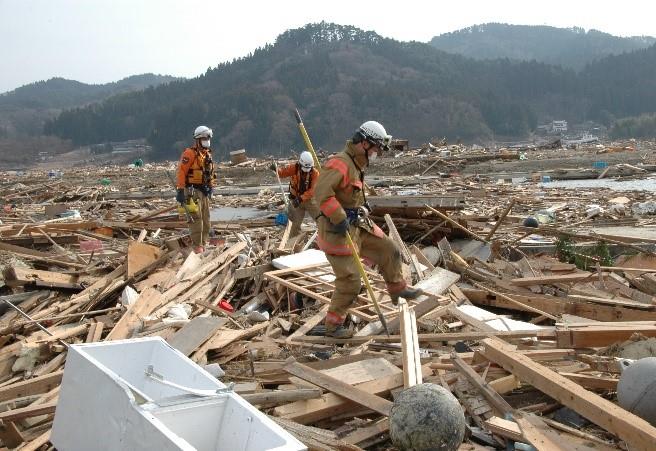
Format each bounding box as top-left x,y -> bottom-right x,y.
298,151 -> 314,172
358,121 -> 392,151
193,125 -> 213,139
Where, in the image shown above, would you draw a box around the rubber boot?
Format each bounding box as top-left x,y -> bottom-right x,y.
390,286 -> 423,305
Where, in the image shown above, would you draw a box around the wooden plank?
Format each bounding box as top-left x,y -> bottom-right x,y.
488,374 -> 521,395
241,388 -> 321,406
399,300 -> 421,388
274,367 -> 430,424
0,371 -> 63,403
452,353 -> 513,417
285,358 -> 399,390
270,416 -> 357,451
556,325 -> 656,348
0,242 -> 85,268
282,358 -> 393,416
17,430 -> 51,451
511,273 -> 606,286
481,337 -> 656,451
202,321 -> 270,352
166,316 -> 227,356
294,329 -> 552,344
69,263 -> 126,306
454,352 -> 577,450
0,401 -> 57,421
558,372 -> 618,391
317,358 -> 401,386
2,266 -> 81,289
161,242 -> 246,304
463,287 -> 656,322
514,412 -> 573,451
485,198 -> 515,240
85,322 -> 104,343
0,420 -> 24,448
342,419 -> 389,445
409,244 -> 435,271
127,241 -> 163,278
484,416 -> 524,442
485,415 -> 609,451
472,282 -> 557,320
32,324 -> 88,343
105,287 -> 164,340
278,221 -> 293,250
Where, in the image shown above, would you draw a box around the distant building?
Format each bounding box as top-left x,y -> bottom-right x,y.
551,120 -> 568,133
390,139 -> 409,152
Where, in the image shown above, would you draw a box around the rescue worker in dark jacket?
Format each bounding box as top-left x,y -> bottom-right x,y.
313,121 -> 421,338
270,151 -> 320,237
176,125 -> 217,254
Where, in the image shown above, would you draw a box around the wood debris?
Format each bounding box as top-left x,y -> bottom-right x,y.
2,148 -> 656,450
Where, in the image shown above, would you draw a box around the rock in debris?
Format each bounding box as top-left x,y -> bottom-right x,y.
390,383 -> 465,451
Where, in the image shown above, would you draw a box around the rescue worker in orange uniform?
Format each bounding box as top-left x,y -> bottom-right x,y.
314,121 -> 421,338
269,151 -> 320,237
176,125 -> 217,254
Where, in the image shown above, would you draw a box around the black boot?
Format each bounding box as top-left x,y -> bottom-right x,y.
308,325 -> 354,339
390,286 -> 423,305
325,325 -> 354,339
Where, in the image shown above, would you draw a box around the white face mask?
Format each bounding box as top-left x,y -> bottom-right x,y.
201,139 -> 210,148
368,151 -> 378,162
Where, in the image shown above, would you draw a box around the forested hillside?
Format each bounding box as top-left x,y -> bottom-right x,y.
0,74 -> 177,138
42,23 -> 656,159
430,23 -> 655,70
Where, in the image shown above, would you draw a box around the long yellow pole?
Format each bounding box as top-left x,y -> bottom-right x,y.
293,109 -> 390,336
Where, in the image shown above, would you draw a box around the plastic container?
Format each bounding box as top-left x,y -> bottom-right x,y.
177,198 -> 199,216
51,338 -> 306,451
541,175 -> 551,183
275,212 -> 288,226
218,300 -> 234,313
593,161 -> 608,169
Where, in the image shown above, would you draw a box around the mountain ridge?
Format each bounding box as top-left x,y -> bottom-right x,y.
430,23 -> 656,70
0,74 -> 178,138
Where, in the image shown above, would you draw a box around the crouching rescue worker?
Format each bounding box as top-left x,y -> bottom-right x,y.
176,125 -> 217,254
314,121 -> 421,338
269,151 -> 320,237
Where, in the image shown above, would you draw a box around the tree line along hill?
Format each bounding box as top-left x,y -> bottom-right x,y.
3,22 -> 656,164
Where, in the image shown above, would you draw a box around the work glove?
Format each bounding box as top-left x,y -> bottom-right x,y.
330,218 -> 350,236
176,188 -> 186,204
268,162 -> 277,172
206,186 -> 213,199
291,197 -> 300,208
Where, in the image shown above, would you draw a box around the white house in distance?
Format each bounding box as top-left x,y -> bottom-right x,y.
551,120 -> 568,133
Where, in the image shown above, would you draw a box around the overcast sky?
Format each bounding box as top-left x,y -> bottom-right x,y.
1,0 -> 653,94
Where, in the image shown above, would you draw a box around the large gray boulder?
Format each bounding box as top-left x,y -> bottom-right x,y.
390,383 -> 466,451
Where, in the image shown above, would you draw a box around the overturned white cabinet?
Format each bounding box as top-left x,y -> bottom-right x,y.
51,337 -> 306,451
